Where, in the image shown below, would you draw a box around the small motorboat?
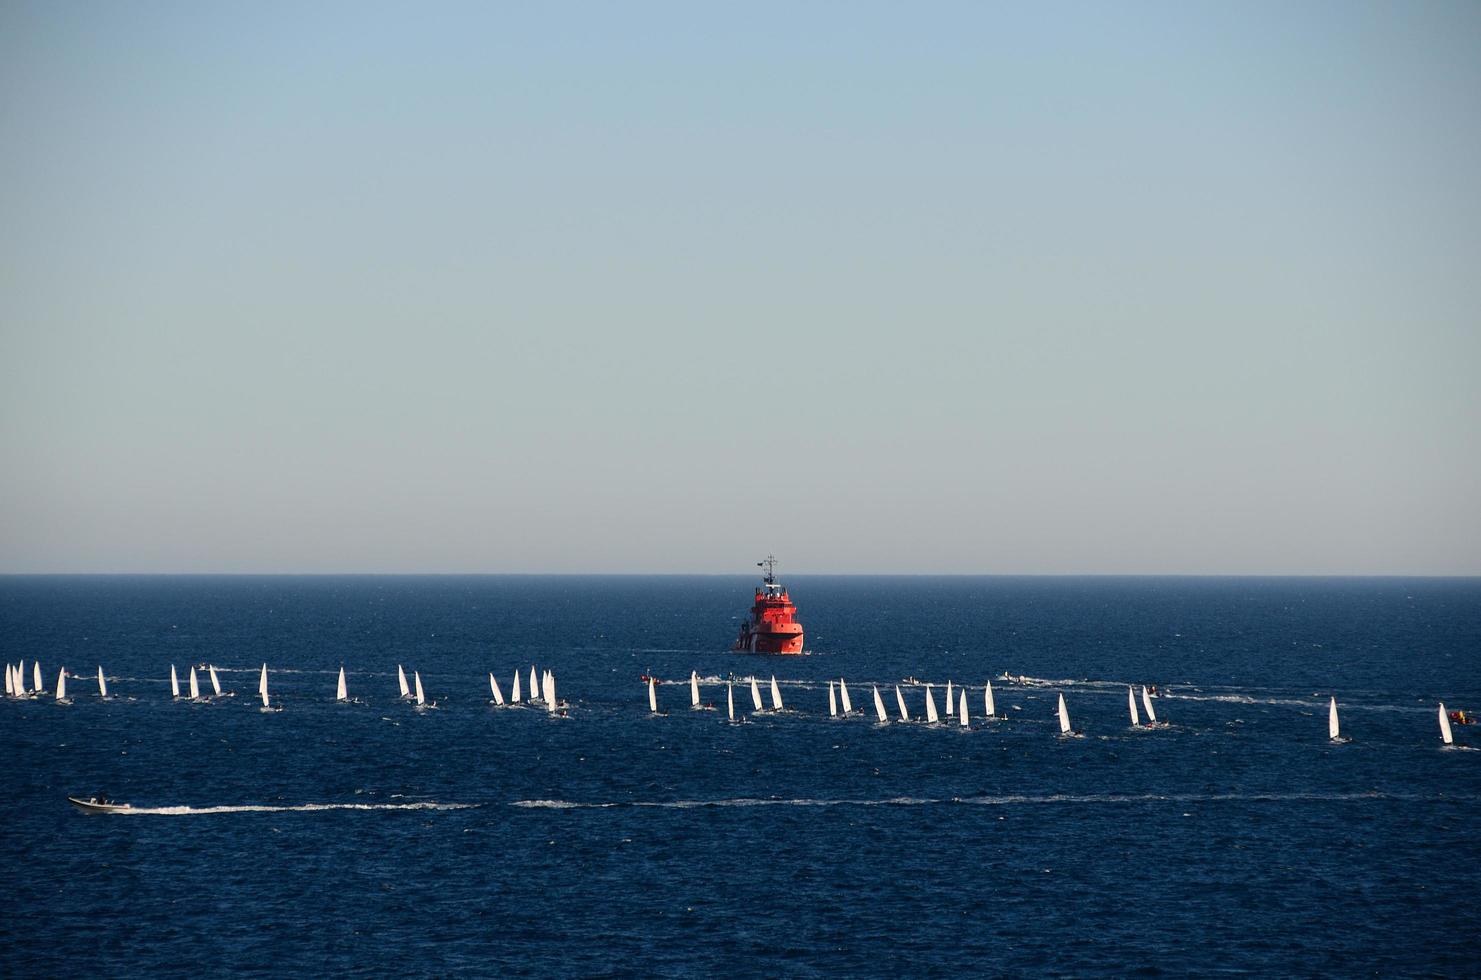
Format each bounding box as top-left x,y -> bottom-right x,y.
68,795 -> 133,814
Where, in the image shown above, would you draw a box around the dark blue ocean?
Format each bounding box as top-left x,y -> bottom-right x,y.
3,576 -> 1479,976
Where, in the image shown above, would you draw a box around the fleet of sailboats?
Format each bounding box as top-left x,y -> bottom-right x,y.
3,662 -> 1465,749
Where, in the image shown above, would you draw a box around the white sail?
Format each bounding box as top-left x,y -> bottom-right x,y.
171,665 -> 180,699
727,682 -> 734,721
648,677 -> 658,714
828,681 -> 837,717
4,663 -> 10,696
873,685 -> 888,722
259,664 -> 270,708
512,671 -> 522,703
1058,693 -> 1071,734
1129,686 -> 1141,726
34,661 -> 43,694
490,673 -> 505,705
1142,686 -> 1157,723
188,667 -> 200,700
839,679 -> 854,714
895,685 -> 910,721
1439,703 -> 1454,745
1328,697 -> 1340,740
945,680 -> 954,716
547,673 -> 557,713
97,666 -> 108,698
209,664 -> 222,696
690,671 -> 700,707
15,660 -> 24,695
336,667 -> 348,702
770,676 -> 783,711
958,689 -> 968,726
984,680 -> 996,718
414,672 -> 426,706
750,677 -> 763,711
56,668 -> 67,701
530,666 -> 539,702
397,665 -> 410,699
925,685 -> 939,724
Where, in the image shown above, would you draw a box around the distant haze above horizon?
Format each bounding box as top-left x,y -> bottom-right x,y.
2,2 -> 1478,575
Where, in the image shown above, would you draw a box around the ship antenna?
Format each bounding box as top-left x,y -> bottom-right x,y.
758,555 -> 778,585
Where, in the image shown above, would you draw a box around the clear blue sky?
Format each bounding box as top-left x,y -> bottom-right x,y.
2,1 -> 1478,574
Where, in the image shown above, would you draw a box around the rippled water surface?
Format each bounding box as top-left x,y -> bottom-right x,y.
3,576 -> 1479,976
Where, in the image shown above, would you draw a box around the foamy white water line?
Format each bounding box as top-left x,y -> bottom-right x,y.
511,790 -> 1439,810
111,801 -> 479,816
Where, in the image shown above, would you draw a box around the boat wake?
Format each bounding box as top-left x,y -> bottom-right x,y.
511,790 -> 1422,811
110,801 -> 479,816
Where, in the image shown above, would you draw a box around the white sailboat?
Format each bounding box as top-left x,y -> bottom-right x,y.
984,680 -> 996,718
189,667 -> 200,701
727,681 -> 735,722
397,665 -> 411,699
529,666 -> 539,703
4,663 -> 10,696
1328,697 -> 1342,741
925,685 -> 939,724
14,660 -> 24,696
336,667 -> 348,702
750,677 -> 763,712
945,680 -> 954,716
1057,693 -> 1072,735
170,665 -> 181,699
489,673 -> 505,705
97,666 -> 108,699
770,676 -> 784,711
958,690 -> 968,727
1141,686 -> 1158,724
839,679 -> 854,715
511,670 -> 522,704
1129,686 -> 1141,727
546,673 -> 557,714
648,676 -> 658,714
56,668 -> 68,702
259,664 -> 270,709
895,685 -> 910,722
33,661 -> 44,695
828,681 -> 837,717
690,671 -> 701,709
209,664 -> 223,697
870,685 -> 887,722
414,672 -> 426,706
1439,703 -> 1454,746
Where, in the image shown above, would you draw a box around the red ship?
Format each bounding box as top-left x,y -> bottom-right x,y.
732,556 -> 804,655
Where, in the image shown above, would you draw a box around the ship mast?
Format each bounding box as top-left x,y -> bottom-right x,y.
757,555 -> 778,586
